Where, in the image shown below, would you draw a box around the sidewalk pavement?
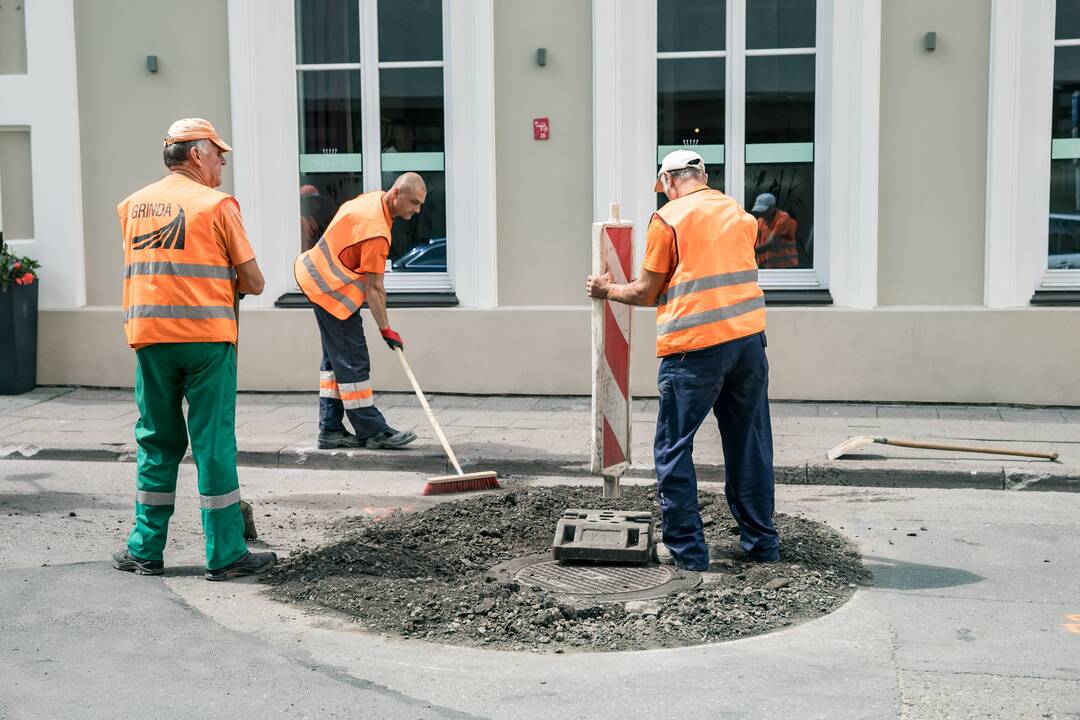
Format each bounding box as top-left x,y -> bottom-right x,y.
1,386 -> 1078,491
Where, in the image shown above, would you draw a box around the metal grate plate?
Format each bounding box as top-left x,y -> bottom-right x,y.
515,561 -> 675,596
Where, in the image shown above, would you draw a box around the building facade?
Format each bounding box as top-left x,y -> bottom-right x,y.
1,0 -> 1078,404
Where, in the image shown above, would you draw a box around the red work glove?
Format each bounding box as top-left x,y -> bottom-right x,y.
380,326 -> 404,351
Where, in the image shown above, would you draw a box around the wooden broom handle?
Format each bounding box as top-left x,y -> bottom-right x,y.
394,347 -> 464,475
881,437 -> 1059,461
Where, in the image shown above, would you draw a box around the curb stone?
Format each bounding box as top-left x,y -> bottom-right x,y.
3,442 -> 1079,492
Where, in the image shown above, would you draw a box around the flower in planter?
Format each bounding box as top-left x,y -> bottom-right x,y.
0,240 -> 40,292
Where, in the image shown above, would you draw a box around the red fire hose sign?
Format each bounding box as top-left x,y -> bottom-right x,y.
533,117 -> 550,140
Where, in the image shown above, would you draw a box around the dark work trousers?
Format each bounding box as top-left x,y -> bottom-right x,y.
653,331 -> 779,570
313,305 -> 391,440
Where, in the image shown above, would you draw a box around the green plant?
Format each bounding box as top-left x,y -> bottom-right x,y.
0,238 -> 39,292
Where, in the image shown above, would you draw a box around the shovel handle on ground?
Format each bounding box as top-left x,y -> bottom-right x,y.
394,347 -> 464,476
878,437 -> 1059,461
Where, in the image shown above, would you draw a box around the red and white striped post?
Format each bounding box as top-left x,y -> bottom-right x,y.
591,202 -> 634,499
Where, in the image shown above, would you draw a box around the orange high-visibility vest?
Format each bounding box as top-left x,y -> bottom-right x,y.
653,188 -> 766,357
117,174 -> 240,348
293,191 -> 391,320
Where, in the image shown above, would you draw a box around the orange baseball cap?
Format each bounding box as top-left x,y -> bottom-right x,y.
163,118 -> 232,152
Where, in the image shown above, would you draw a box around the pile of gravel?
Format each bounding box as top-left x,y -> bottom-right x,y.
263,484 -> 869,652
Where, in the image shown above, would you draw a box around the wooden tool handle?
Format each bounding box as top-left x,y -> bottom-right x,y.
394,347 -> 464,475
881,437 -> 1059,461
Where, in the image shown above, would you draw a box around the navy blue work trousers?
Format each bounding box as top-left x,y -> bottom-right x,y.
654,331 -> 779,569
314,305 -> 391,440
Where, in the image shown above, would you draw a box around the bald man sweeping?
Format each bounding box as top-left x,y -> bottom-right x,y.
294,173 -> 426,450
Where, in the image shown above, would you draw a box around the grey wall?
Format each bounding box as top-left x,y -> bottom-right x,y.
74,0 -> 233,306
0,129 -> 33,238
0,2 -> 27,75
878,0 -> 991,305
494,0 -> 593,306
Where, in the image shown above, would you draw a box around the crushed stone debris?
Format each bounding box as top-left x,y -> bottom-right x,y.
263,484 -> 870,652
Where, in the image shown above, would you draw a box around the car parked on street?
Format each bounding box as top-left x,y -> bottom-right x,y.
392,237 -> 446,272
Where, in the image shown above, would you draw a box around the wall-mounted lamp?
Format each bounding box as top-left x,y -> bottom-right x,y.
536,48 -> 547,67
924,32 -> 937,51
146,55 -> 159,73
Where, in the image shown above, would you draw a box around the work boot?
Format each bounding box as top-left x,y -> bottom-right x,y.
318,429 -> 364,449
711,539 -> 779,564
239,500 -> 257,540
652,541 -> 709,571
363,429 -> 417,449
204,551 -> 277,582
112,549 -> 164,576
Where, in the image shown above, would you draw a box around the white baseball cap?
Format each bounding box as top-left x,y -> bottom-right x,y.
655,149 -> 705,192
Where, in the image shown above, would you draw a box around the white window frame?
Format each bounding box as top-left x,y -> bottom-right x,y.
593,0 -> 880,307
227,0 -> 497,308
0,0 -> 85,310
984,0 -> 1076,306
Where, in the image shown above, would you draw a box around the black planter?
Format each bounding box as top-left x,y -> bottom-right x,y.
0,280 -> 38,395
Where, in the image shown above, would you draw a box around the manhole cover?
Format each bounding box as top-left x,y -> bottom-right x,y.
489,554 -> 700,603
517,562 -> 674,595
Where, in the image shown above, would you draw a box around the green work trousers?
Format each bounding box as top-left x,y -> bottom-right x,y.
127,342 -> 247,571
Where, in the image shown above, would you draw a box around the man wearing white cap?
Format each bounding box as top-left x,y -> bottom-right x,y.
585,149 -> 780,569
111,118 -> 276,581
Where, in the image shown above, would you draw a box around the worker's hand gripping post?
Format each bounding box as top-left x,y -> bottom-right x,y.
591,202 -> 634,499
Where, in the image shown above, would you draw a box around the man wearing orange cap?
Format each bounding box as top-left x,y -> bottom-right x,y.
111,118 -> 277,581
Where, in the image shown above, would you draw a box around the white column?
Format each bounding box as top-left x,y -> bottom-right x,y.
592,0 -> 657,262
445,0 -> 498,308
984,0 -> 1056,308
226,0 -> 302,308
823,0 -> 880,309
0,0 -> 85,309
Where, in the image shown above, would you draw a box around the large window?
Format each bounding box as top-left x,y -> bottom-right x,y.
294,0 -> 449,291
657,0 -> 817,275
1049,0 -> 1080,273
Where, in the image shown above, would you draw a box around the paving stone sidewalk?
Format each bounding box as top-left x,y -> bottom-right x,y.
1,387 -> 1078,491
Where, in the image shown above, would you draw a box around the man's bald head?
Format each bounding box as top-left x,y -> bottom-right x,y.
386,172 -> 427,221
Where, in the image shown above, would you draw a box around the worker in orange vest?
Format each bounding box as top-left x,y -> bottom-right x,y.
586,149 -> 779,569
751,192 -> 799,269
112,118 -> 276,581
293,173 -> 425,450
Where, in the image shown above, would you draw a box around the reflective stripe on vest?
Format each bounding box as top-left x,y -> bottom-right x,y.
653,189 -> 766,356
300,241 -> 367,315
293,191 -> 390,320
122,305 -> 236,321
124,261 -> 237,280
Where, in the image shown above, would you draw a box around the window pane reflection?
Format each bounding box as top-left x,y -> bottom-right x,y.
746,55 -> 814,143
747,0 -> 816,49
1048,46 -> 1080,269
657,0 -> 725,53
380,68 -> 445,266
1056,0 -> 1080,41
298,173 -> 363,254
297,70 -> 363,155
747,163 -> 813,269
746,54 -> 814,269
382,171 -> 446,268
295,0 -> 359,64
657,58 -> 725,147
378,0 -> 442,62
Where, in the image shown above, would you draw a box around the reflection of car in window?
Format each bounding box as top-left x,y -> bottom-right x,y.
391,237 -> 446,272
1048,213 -> 1080,269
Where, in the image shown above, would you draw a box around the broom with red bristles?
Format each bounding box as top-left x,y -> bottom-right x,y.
394,347 -> 500,495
